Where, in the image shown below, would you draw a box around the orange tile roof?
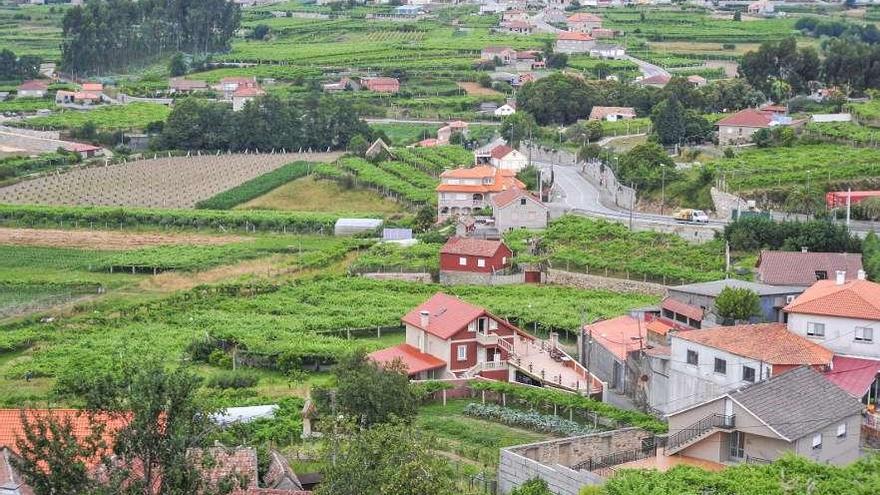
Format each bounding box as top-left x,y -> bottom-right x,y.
437,167 -> 524,193
440,165 -> 497,179
567,13 -> 602,22
589,106 -> 636,120
234,86 -> 265,97
674,323 -> 833,366
586,315 -> 644,360
369,343 -> 446,374
661,297 -> 703,322
490,144 -> 515,159
401,293 -> 487,340
647,319 -> 674,336
557,31 -> 593,41
491,188 -> 545,209
81,82 -> 103,92
0,409 -> 126,464
784,279 -> 880,320
716,108 -> 774,128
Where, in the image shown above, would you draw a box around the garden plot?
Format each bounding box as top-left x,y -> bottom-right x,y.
0,152 -> 342,208
0,227 -> 248,250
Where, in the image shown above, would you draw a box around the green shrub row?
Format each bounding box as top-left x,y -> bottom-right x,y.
463,402 -> 596,437
195,161 -> 314,209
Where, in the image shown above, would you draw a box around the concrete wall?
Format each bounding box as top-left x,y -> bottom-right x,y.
710,186 -> 747,220
544,269 -> 666,295
498,428 -> 652,495
495,200 -> 549,232
793,413 -> 863,466
787,313 -> 880,359
439,271 -> 525,285
718,125 -> 762,146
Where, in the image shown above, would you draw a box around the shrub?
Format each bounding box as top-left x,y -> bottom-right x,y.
206,370 -> 259,389
463,403 -> 596,436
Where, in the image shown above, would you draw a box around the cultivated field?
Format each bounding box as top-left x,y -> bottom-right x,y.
0,227 -> 248,250
236,176 -> 407,214
0,152 -> 343,208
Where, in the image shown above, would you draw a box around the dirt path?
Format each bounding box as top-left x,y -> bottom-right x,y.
0,227 -> 249,250
457,82 -> 502,97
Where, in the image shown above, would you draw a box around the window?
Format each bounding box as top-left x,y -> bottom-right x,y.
502,256 -> 507,265
686,350 -> 698,366
477,258 -> 486,268
812,433 -> 822,450
457,345 -> 467,362
855,327 -> 873,343
459,257 -> 467,266
742,366 -> 756,383
807,322 -> 825,337
837,423 -> 847,438
815,270 -> 828,280
520,198 -> 527,205
468,320 -> 476,332
714,358 -> 727,375
477,317 -> 487,333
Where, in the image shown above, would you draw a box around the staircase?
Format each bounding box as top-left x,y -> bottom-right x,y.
664,414 -> 735,456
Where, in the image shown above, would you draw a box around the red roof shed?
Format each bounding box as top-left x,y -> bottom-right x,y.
439,237 -> 512,273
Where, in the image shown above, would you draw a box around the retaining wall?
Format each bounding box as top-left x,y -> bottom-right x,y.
439,271 -> 525,285
498,428 -> 652,495
544,269 -> 666,296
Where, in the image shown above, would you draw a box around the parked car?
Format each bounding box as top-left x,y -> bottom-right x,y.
673,208 -> 709,223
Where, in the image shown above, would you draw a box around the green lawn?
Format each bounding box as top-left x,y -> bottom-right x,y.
18,102 -> 171,131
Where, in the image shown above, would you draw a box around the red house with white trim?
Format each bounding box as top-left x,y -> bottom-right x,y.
369,293 -> 603,397
439,237 -> 512,273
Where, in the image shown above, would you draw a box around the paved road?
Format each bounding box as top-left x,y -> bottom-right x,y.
365,117 -> 501,126
624,55 -> 671,79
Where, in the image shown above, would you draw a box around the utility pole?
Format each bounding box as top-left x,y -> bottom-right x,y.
629,182 -> 635,230
846,187 -> 852,227
660,163 -> 666,216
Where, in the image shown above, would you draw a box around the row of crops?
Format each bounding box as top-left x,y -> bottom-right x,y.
0,276 -> 655,383
505,216 -> 726,283
195,161 -> 316,209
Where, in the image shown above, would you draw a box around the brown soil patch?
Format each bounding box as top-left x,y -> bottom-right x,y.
457,82 -> 502,97
0,227 -> 249,251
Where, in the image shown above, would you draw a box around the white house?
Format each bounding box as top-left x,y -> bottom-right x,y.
489,144 -> 529,172
494,103 -> 516,117
16,80 -> 48,98
554,31 -> 595,54
589,44 -> 625,59
665,323 -> 833,414
785,272 -> 880,360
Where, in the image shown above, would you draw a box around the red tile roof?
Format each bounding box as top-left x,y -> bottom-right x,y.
557,31 -> 593,41
756,251 -> 863,286
716,108 -> 775,128
17,80 -> 48,91
567,13 -> 602,22
0,409 -> 126,462
441,237 -> 508,258
636,74 -> 671,87
490,144 -> 514,159
661,297 -> 703,322
646,319 -> 674,336
436,167 -> 524,193
586,316 -> 645,360
674,323 -> 833,366
401,292 -> 486,339
81,82 -> 103,92
368,343 -> 446,374
784,279 -> 880,320
589,106 -> 636,120
191,446 -> 258,492
234,86 -> 265,97
490,188 -> 545,209
824,355 -> 880,398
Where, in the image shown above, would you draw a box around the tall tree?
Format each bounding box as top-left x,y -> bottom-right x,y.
714,287 -> 761,322
617,143 -> 676,192
329,350 -> 417,427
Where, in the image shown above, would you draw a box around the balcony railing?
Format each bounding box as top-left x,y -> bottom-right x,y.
475,332 -> 499,346
571,443 -> 658,474
666,414 -> 736,453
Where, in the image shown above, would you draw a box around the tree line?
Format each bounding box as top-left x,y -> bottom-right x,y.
0,49 -> 41,81
61,0 -> 240,75
154,95 -> 373,152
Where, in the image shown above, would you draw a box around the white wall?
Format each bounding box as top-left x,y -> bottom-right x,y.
787,313 -> 880,359
667,336 -> 772,414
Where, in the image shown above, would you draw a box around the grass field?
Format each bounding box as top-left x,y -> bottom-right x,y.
236,175 -> 408,214
17,102 -> 171,131
0,4 -> 65,60
369,123 -> 442,146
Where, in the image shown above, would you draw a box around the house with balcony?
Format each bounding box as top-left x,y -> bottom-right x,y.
369,293 -> 603,395
440,237 -> 512,275
436,165 -> 525,222
665,366 -> 863,466
665,322 -> 833,414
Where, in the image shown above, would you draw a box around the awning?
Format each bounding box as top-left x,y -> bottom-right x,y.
824,356 -> 880,398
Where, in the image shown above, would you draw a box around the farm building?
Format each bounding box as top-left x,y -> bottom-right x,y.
566,12 -> 602,33
554,31 -> 595,54
393,4 -> 422,16
589,106 -> 636,121
360,77 -> 400,93
16,79 -> 48,98
169,78 -> 208,93
334,218 -> 383,236
232,85 -> 266,111
494,102 -> 516,117
481,46 -> 517,65
491,188 -> 548,231
715,108 -> 805,146
64,142 -> 103,159
440,237 -> 512,274
217,76 -> 259,99
591,27 -> 616,38
498,20 -> 534,35
635,74 -> 671,88
489,144 -> 528,172
687,75 -> 708,87
589,43 -> 625,59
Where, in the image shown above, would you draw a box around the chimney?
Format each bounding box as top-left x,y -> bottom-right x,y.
858,269 -> 867,281
419,310 -> 430,329
801,247 -> 808,253
835,270 -> 846,285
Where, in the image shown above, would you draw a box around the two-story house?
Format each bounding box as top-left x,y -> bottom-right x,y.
666,366 -> 863,466
439,237 -> 512,274
436,166 -> 525,222
665,323 -> 833,414
369,293 -> 604,396
566,12 -> 602,33
785,272 -> 880,359
491,188 -> 548,231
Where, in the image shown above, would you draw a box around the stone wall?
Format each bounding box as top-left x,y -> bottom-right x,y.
361,272 -> 433,283
498,428 -> 653,495
544,269 -> 667,296
710,186 -> 747,220
439,271 -> 525,285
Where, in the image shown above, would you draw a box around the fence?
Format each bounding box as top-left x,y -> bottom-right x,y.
520,142 -> 637,210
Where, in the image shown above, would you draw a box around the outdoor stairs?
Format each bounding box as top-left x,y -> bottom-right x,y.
664,414 -> 736,456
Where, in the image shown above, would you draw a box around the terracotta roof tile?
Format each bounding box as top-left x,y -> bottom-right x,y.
589,106 -> 636,120
586,316 -> 644,360
647,319 -> 674,336
784,279 -> 880,320
661,297 -> 704,321
756,251 -> 863,286
715,108 -> 774,128
401,293 -> 486,339
490,188 -> 545,209
824,355 -> 880,398
557,31 -> 593,41
368,343 -> 446,374
17,80 -> 48,91
567,13 -> 602,22
490,144 -> 514,159
440,237 -> 508,257
674,323 -> 833,366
